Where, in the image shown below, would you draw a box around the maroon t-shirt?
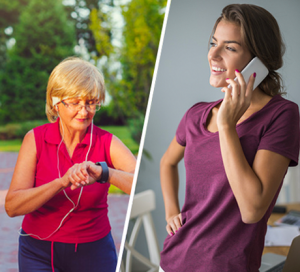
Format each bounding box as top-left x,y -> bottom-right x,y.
160,95 -> 299,272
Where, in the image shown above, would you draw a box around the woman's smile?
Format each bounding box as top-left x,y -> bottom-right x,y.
211,66 -> 227,75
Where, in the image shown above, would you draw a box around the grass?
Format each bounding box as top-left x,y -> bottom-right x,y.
0,139 -> 23,152
0,123 -> 139,194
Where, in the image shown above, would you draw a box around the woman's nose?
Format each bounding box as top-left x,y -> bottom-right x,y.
209,46 -> 222,61
78,105 -> 89,114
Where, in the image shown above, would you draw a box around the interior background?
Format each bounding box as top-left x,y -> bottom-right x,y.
129,0 -> 300,270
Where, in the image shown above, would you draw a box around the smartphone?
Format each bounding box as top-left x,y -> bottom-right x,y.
227,57 -> 269,90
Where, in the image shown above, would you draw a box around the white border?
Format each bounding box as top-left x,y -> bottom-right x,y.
115,0 -> 172,271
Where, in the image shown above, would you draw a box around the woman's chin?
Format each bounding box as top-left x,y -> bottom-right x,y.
209,82 -> 225,88
209,80 -> 228,88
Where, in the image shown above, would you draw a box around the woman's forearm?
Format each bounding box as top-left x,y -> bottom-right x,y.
5,178 -> 65,217
219,126 -> 263,222
218,125 -> 291,223
160,159 -> 181,221
108,168 -> 133,195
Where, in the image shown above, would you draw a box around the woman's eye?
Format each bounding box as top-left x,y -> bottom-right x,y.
226,46 -> 236,52
210,42 -> 217,47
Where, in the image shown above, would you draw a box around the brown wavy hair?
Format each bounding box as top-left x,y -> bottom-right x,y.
211,4 -> 286,96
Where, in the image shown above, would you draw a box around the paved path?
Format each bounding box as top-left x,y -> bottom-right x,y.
0,152 -> 129,272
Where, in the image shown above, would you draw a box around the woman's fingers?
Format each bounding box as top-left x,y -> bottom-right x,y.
245,72 -> 256,96
68,163 -> 90,188
66,161 -> 104,190
166,214 -> 182,236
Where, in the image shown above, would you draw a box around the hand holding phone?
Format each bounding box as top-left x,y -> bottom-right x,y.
227,57 -> 269,90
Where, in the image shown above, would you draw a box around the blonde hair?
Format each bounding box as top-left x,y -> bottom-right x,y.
46,57 -> 105,122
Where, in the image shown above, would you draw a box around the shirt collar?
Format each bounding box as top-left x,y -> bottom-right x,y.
44,118 -> 94,146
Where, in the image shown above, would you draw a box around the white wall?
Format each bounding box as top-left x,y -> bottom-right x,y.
131,0 -> 300,265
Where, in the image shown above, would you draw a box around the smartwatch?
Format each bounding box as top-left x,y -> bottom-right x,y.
95,162 -> 109,184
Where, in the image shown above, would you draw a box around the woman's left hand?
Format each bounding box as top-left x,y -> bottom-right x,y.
67,161 -> 103,190
217,70 -> 256,129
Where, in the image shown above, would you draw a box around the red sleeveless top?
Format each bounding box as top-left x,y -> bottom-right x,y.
22,120 -> 114,243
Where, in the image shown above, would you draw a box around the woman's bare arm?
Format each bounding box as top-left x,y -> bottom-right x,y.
160,137 -> 185,235
5,131 -> 69,217
108,135 -> 136,195
219,127 -> 290,223
218,72 -> 291,223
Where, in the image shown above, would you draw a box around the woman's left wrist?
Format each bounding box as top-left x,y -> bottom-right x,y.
95,162 -> 109,183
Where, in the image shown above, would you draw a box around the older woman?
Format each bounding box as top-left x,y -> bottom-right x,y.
5,57 -> 136,272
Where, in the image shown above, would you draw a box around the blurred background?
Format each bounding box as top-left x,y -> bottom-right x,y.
0,0 -> 167,271
0,0 -> 167,191
127,0 -> 300,271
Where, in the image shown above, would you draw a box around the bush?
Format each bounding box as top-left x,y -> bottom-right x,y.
0,120 -> 47,140
127,112 -> 144,144
0,124 -> 20,140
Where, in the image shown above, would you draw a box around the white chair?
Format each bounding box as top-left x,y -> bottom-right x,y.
121,190 -> 160,272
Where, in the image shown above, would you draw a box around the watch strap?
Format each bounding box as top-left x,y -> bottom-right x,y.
95,162 -> 109,183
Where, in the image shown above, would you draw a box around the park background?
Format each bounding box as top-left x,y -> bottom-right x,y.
130,0 -> 300,271
0,0 -> 166,271
0,0 -> 167,191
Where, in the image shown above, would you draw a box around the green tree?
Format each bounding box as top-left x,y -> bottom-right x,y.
64,0 -> 114,57
0,0 -> 30,69
119,0 -> 166,114
90,0 -> 166,142
0,0 -> 76,124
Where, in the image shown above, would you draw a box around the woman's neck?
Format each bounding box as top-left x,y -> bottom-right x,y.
59,120 -> 88,157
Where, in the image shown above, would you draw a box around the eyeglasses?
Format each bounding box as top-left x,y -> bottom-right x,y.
61,101 -> 101,112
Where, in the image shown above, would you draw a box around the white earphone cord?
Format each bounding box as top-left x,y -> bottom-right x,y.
19,119 -> 93,240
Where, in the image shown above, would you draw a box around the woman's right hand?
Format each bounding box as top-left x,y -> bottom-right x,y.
166,213 -> 182,236
60,162 -> 95,190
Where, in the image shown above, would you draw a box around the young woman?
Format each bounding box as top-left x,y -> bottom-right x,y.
5,57 -> 136,272
159,4 -> 299,272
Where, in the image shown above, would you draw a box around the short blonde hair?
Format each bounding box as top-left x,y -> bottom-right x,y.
46,57 -> 105,122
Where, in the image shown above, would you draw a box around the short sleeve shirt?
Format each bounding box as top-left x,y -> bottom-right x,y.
160,95 -> 300,272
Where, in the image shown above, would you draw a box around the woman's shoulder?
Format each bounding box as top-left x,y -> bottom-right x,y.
270,95 -> 299,111
264,95 -> 299,120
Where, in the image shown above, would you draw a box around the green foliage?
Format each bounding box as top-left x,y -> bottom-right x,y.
89,0 -> 166,144
64,0 -> 114,56
89,8 -> 114,57
0,120 -> 47,140
117,0 -> 166,115
93,103 -> 124,126
0,0 -> 76,124
0,0 -> 30,68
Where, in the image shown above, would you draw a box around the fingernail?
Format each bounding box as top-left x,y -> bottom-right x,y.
226,78 -> 229,80
235,69 -> 240,73
253,72 -> 256,78
170,232 -> 174,236
175,230 -> 178,233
